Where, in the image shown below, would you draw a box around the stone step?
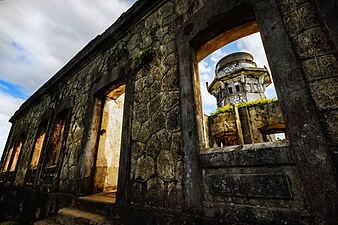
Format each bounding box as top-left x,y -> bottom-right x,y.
73,192 -> 117,216
33,217 -> 60,225
56,207 -> 116,225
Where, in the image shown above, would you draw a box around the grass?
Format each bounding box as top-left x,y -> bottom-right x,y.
210,98 -> 278,116
210,104 -> 234,116
236,97 -> 277,108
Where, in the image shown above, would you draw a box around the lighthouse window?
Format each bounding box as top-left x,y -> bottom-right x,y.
235,85 -> 240,92
228,87 -> 233,94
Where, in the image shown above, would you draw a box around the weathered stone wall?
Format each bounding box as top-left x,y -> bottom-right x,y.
200,142 -> 306,224
276,0 -> 338,169
273,1 -> 338,223
245,101 -> 285,143
208,112 -> 237,138
0,0 -> 337,224
0,0 -> 207,216
10,95 -> 55,188
127,1 -> 183,208
207,111 -> 238,147
207,102 -> 285,147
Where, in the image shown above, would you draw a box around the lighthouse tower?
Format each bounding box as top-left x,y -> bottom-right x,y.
207,52 -> 271,108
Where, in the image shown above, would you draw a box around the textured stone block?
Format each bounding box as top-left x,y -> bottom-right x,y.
166,181 -> 183,208
134,155 -> 155,181
283,3 -> 319,36
297,3 -> 319,27
208,173 -> 293,199
309,77 -> 338,111
283,11 -> 303,36
157,150 -> 175,181
302,54 -> 338,81
293,26 -> 333,58
322,110 -> 338,144
276,0 -> 307,14
145,176 -> 165,207
145,133 -> 161,157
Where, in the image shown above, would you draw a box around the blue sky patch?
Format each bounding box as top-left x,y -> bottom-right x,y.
0,79 -> 29,100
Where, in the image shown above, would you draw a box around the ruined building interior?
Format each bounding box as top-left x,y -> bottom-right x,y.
0,0 -> 337,224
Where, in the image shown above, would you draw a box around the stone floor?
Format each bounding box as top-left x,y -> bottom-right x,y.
77,191 -> 116,204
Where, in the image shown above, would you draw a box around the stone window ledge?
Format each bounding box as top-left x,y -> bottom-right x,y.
199,141 -> 292,168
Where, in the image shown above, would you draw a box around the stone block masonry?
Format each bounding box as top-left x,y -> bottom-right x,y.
0,0 -> 337,224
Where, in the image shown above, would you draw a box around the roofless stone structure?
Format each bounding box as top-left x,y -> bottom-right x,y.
0,0 -> 337,224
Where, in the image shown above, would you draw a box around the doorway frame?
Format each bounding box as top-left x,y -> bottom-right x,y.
79,62 -> 133,206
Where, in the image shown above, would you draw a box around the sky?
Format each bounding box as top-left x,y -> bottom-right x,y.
0,0 -> 275,156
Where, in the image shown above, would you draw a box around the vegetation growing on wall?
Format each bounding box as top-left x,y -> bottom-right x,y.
237,97 -> 277,108
133,47 -> 155,71
210,104 -> 234,116
210,98 -> 278,116
111,47 -> 125,62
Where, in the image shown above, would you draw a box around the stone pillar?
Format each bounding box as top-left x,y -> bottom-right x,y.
238,107 -> 252,144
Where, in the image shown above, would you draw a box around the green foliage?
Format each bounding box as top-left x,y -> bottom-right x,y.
209,98 -> 278,116
133,47 -> 155,71
210,104 -> 234,116
111,47 -> 124,62
237,97 -> 277,108
0,221 -> 19,225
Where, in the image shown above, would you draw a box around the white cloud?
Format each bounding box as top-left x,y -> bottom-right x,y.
198,60 -> 216,109
0,0 -> 136,155
0,0 -> 133,93
236,32 -> 272,73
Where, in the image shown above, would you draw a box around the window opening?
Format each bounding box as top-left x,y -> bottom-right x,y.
2,147 -> 13,172
274,132 -> 286,140
45,113 -> 66,168
9,137 -> 24,172
29,123 -> 47,169
228,87 -> 233,95
199,32 -> 287,149
94,84 -> 125,194
263,132 -> 286,142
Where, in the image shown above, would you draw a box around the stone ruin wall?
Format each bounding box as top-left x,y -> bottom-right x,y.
278,0 -> 338,157
247,102 -> 285,142
208,111 -> 238,147
1,0 -> 211,211
0,0 -> 337,224
207,101 -> 285,147
6,52 -> 94,193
